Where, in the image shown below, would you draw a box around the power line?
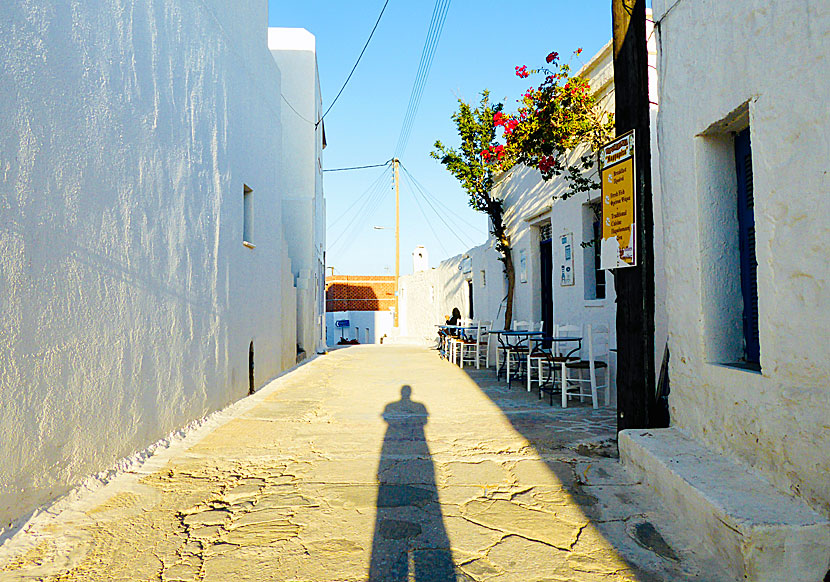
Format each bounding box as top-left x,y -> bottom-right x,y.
400,162 -> 485,236
280,93 -> 315,125
398,165 -> 475,249
328,165 -> 392,253
324,161 -> 391,173
328,165 -> 390,230
400,171 -> 451,257
317,0 -> 390,127
393,0 -> 452,157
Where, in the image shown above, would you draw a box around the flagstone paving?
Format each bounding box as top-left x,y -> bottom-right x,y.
0,345 -> 722,581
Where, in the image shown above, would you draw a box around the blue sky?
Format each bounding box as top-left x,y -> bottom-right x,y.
269,2 -> 614,276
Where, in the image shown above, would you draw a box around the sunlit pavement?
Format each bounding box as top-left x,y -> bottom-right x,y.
0,345 -> 720,581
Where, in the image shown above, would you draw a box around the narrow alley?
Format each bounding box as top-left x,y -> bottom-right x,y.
0,346 -> 717,581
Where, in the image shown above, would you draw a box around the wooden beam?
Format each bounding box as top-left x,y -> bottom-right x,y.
611,0 -> 656,431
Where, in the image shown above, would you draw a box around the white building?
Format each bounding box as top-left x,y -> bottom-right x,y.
269,28 -> 327,358
0,3 -> 323,537
620,1 -> 830,580
398,35 -> 665,404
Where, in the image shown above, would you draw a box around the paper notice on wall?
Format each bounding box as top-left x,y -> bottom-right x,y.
599,130 -> 637,269
519,249 -> 527,283
559,232 -> 574,286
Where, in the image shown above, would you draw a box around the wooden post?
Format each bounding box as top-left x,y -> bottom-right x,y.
394,158 -> 400,328
611,0 -> 655,431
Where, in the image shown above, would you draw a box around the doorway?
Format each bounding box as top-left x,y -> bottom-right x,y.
467,279 -> 474,319
248,341 -> 255,395
540,230 -> 553,341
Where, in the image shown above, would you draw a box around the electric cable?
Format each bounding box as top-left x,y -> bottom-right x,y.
400,163 -> 484,235
324,161 -> 391,172
393,0 -> 452,157
281,94 -> 315,125
397,166 -> 475,249
394,0 -> 450,156
327,166 -> 392,254
327,164 -> 391,230
317,0 -> 390,127
400,171 -> 451,257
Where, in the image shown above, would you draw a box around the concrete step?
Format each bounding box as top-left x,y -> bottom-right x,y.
620,428 -> 830,582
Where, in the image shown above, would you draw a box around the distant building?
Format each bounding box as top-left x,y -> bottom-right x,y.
324,276 -> 395,345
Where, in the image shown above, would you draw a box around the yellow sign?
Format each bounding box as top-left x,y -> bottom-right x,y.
599,131 -> 636,269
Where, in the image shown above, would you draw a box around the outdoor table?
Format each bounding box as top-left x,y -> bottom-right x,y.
526,335 -> 582,393
488,330 -> 544,383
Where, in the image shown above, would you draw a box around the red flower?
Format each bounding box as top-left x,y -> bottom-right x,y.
576,47 -> 583,55
515,65 -> 529,79
546,51 -> 558,64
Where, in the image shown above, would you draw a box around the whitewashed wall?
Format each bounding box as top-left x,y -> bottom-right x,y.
0,0 -> 299,534
269,28 -> 327,357
654,0 -> 830,515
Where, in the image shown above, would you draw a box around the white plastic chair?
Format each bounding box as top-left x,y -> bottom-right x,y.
562,324 -> 610,409
458,320 -> 483,368
450,318 -> 474,366
475,320 -> 493,369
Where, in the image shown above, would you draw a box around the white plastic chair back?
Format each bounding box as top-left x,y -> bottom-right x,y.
586,324 -> 611,363
555,324 -> 581,357
479,320 -> 493,368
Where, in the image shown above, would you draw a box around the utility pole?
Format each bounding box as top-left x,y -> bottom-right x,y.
393,158 -> 400,328
611,0 -> 655,431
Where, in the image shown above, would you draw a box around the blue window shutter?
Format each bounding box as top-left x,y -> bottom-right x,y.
735,128 -> 760,364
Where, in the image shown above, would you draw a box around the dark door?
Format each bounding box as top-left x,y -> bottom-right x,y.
467,280 -> 474,319
540,237 -> 553,341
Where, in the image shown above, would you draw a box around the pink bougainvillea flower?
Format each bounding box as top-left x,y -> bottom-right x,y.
546,51 -> 558,64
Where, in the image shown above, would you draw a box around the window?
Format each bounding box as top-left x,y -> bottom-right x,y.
698,103 -> 760,370
480,270 -> 486,287
243,184 -> 254,248
583,202 -> 605,300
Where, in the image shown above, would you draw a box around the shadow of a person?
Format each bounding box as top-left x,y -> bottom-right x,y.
368,385 -> 457,582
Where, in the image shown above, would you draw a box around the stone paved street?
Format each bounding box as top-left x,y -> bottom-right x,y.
0,346 -> 720,581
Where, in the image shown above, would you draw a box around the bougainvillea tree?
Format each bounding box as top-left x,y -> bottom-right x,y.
488,49 -> 614,199
430,91 -> 518,328
432,50 -> 614,329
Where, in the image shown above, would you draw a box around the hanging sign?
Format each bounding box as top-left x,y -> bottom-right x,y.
559,232 -> 574,286
599,130 -> 636,269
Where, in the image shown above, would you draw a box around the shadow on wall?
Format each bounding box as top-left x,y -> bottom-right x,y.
369,385 -> 456,581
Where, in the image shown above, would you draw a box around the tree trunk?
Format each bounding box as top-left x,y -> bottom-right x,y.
501,240 -> 515,330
